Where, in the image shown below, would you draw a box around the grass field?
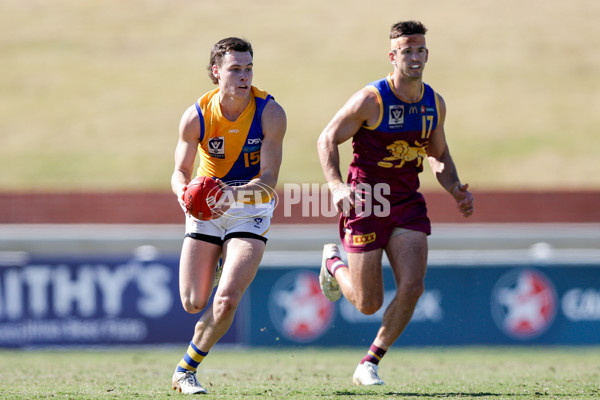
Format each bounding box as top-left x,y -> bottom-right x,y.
1,347 -> 599,399
1,0 -> 600,192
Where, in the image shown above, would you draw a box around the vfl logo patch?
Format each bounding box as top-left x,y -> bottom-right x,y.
351,232 -> 376,246
388,105 -> 404,127
208,137 -> 225,159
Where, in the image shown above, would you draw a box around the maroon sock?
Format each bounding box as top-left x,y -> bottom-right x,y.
326,257 -> 346,276
360,343 -> 387,365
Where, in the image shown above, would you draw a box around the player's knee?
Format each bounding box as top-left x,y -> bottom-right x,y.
182,301 -> 206,314
400,281 -> 425,305
181,294 -> 209,314
357,303 -> 380,315
212,293 -> 240,321
355,294 -> 384,315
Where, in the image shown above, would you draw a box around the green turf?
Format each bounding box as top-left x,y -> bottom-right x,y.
1,0 -> 600,192
1,347 -> 598,399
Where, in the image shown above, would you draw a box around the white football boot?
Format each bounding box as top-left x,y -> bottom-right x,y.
319,243 -> 342,301
352,362 -> 384,386
172,370 -> 207,394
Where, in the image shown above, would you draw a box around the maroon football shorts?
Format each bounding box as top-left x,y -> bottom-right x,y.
339,192 -> 431,253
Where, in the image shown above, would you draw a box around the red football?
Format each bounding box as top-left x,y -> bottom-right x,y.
184,176 -> 223,220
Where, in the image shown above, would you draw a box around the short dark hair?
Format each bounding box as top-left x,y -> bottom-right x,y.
207,37 -> 253,84
389,21 -> 428,39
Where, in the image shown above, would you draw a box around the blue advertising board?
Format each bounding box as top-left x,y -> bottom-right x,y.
0,252 -> 242,348
248,264 -> 600,347
1,252 -> 599,348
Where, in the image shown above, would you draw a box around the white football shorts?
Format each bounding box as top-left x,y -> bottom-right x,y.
185,199 -> 274,245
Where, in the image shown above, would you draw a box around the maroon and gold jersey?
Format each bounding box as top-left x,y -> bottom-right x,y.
340,75 -> 440,252
347,74 -> 441,198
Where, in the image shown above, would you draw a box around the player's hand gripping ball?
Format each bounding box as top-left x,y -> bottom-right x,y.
184,176 -> 224,220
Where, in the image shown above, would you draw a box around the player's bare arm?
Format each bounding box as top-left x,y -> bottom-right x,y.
426,94 -> 474,217
317,88 -> 380,213
171,105 -> 201,212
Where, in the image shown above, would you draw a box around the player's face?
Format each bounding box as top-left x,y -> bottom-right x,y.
214,51 -> 253,98
389,35 -> 428,80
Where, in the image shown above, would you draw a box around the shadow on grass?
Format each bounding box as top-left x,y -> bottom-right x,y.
331,391 -> 560,397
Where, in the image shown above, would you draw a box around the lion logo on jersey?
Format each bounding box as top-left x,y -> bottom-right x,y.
377,140 -> 427,168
